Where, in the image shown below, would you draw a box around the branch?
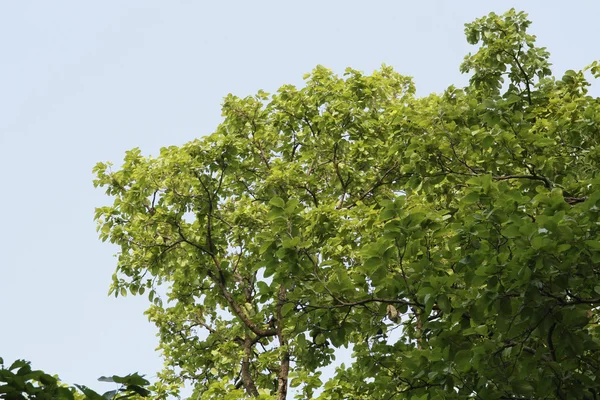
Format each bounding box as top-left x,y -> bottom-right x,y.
173,223 -> 213,256
332,142 -> 350,208
192,170 -> 277,338
548,322 -> 557,362
346,161 -> 400,209
299,184 -> 319,207
206,270 -> 277,337
302,249 -> 423,310
566,289 -> 600,305
441,124 -> 483,175
493,174 -> 552,188
504,46 -> 532,105
307,297 -> 421,309
565,196 -> 587,205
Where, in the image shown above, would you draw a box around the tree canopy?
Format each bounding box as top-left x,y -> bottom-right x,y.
94,9 -> 600,399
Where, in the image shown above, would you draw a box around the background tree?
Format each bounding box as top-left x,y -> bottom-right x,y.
94,9 -> 600,399
0,357 -> 153,400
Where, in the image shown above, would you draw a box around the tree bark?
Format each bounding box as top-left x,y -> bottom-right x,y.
241,335 -> 259,397
276,284 -> 290,400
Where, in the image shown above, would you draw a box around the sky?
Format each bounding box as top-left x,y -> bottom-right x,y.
1,0 -> 599,394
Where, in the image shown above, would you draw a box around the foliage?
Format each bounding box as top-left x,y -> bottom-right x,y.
94,9 -> 600,399
0,357 -> 152,400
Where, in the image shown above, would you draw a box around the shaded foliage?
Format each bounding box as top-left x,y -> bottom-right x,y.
0,357 -> 151,400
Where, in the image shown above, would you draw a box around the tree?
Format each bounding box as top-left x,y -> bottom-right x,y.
94,9 -> 600,399
0,357 -> 153,400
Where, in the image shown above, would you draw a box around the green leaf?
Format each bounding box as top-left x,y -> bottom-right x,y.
266,207 -> 285,221
16,365 -> 31,376
535,137 -> 555,147
8,360 -> 28,371
454,350 -> 472,372
281,303 -> 295,317
437,295 -> 451,313
285,199 -> 300,214
57,387 -> 75,400
75,385 -> 105,400
482,135 -> 495,149
269,197 -> 285,208
102,389 -> 118,400
257,281 -> 270,294
512,380 -> 535,396
38,373 -> 58,385
259,240 -> 273,255
501,224 -> 521,238
125,385 -> 151,397
314,334 -> 326,345
462,191 -> 480,204
585,240 -> 600,251
0,386 -> 15,394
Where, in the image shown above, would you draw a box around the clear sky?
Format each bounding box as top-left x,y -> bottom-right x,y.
1,0 -> 599,394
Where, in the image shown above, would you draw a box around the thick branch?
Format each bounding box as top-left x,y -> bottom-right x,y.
241,335 -> 259,397
207,270 -> 277,337
190,172 -> 277,337
276,284 -> 290,400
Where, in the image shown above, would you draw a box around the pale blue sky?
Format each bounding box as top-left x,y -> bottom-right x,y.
1,0 -> 598,394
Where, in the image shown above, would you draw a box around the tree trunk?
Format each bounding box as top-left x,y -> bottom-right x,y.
276,285 -> 289,400
241,335 -> 259,397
